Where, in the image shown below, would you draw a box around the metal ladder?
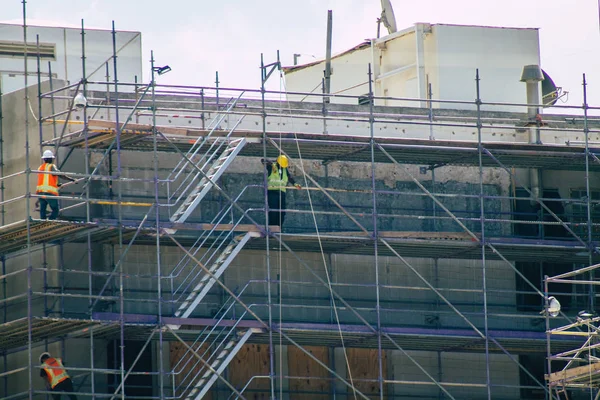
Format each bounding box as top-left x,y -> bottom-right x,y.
170,137 -> 247,224
173,231 -> 259,323
185,328 -> 260,400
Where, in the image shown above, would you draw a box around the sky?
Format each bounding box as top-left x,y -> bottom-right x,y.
2,0 -> 600,108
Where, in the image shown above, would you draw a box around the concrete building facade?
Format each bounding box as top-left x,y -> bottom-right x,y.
0,21 -> 598,400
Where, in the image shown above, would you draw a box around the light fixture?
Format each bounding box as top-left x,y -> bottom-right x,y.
73,92 -> 87,109
153,65 -> 171,76
578,310 -> 594,318
540,296 -> 561,318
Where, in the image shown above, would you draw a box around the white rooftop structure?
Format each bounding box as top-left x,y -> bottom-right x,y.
0,23 -> 142,94
284,23 -> 542,112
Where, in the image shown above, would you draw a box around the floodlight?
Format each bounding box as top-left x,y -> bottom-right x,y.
546,296 -> 561,318
578,310 -> 594,318
153,65 -> 171,76
73,92 -> 87,109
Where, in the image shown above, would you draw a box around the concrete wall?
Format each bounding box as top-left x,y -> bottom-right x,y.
434,24 -> 540,111
1,80 -> 72,224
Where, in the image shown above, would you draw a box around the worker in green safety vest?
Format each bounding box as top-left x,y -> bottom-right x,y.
262,155 -> 301,227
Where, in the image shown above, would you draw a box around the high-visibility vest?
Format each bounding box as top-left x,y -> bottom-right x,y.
36,163 -> 59,195
42,357 -> 69,389
268,165 -> 288,192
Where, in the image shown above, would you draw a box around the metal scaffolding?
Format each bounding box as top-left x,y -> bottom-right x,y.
2,13 -> 600,400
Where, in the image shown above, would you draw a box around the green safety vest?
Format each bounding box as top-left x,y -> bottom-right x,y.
268,166 -> 288,192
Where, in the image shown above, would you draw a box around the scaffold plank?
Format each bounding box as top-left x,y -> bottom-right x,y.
0,219 -> 105,256
0,317 -> 95,351
547,362 -> 600,386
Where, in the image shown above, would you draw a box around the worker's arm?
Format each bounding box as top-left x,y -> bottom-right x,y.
52,165 -> 76,183
287,169 -> 301,189
260,159 -> 274,173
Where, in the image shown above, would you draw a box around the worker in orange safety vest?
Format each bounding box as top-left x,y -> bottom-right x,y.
39,352 -> 78,399
36,149 -> 75,220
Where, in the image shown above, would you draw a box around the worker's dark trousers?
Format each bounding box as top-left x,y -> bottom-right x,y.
39,193 -> 59,220
51,378 -> 77,400
267,190 -> 286,227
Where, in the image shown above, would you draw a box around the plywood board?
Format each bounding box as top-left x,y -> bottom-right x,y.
288,346 -> 330,399
169,341 -> 212,400
229,343 -> 271,399
346,348 -> 387,399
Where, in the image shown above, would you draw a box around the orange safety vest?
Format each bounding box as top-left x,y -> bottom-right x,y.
42,357 -> 69,389
36,163 -> 59,195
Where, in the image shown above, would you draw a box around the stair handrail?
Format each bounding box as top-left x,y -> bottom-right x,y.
168,116 -> 247,211
167,184 -> 256,281
165,92 -> 245,200
173,311 -> 253,398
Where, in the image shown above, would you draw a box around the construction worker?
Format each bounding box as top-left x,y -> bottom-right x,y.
36,150 -> 75,220
39,352 -> 78,400
261,155 -> 301,227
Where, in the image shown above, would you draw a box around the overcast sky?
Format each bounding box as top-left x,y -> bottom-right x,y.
3,0 -> 600,108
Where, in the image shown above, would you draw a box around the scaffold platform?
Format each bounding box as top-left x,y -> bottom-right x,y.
247,231 -> 595,264
87,312 -> 583,355
0,218 -> 591,263
0,219 -> 119,256
3,311 -> 581,356
43,120 -> 600,171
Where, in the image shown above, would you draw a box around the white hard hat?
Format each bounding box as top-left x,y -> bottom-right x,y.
42,150 -> 55,159
39,352 -> 51,363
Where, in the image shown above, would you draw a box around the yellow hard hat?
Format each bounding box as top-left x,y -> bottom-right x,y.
276,155 -> 289,168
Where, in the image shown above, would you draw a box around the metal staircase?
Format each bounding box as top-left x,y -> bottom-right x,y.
170,137 -> 247,224
185,328 -> 260,400
163,95 -> 261,399
166,92 -> 247,226
167,227 -> 261,397
173,231 -> 259,321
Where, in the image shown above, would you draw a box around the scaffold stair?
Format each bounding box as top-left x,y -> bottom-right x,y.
186,328 -> 259,400
170,138 -> 247,224
173,231 -> 259,322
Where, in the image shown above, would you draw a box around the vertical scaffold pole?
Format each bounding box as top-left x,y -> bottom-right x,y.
582,74 -> 595,312
475,69 -> 492,400
36,35 -> 43,150
544,277 -> 553,399
80,20 -> 96,399
261,51 -> 277,400
81,19 -> 91,223
22,1 -> 34,398
1,47 -> 7,398
367,63 -> 384,399
48,62 -> 58,140
110,21 -> 126,400
150,49 -> 165,399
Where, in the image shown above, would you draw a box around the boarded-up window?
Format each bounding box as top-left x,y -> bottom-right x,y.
288,346 -> 331,399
